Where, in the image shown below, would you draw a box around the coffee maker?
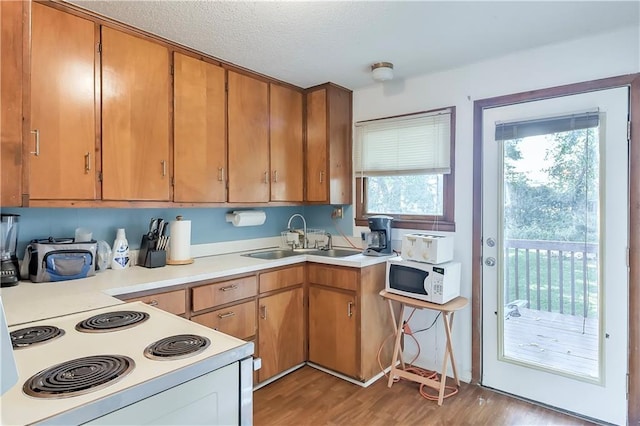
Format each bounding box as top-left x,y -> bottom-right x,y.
363,215 -> 393,256
1,214 -> 20,287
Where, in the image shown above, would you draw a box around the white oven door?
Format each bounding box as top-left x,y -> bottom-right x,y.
87,362 -> 239,425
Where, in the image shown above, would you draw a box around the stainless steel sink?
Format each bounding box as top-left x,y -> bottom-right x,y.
307,248 -> 362,258
242,249 -> 315,260
243,248 -> 361,260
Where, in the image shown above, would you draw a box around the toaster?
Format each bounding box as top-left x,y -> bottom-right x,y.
401,233 -> 454,264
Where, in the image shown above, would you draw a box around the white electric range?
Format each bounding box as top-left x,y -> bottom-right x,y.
1,301 -> 254,425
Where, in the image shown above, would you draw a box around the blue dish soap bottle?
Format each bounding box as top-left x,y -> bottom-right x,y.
111,228 -> 130,270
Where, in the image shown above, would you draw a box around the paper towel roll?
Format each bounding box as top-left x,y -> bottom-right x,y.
169,216 -> 191,262
225,210 -> 266,227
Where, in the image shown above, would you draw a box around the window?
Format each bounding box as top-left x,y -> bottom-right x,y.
354,106 -> 455,231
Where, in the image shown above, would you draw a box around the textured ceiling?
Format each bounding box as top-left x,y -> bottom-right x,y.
68,1 -> 639,90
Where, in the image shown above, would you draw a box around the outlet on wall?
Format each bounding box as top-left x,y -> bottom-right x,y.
331,207 -> 343,219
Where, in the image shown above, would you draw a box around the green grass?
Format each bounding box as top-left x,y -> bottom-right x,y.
504,249 -> 599,318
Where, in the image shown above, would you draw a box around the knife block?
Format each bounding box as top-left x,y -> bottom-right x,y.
138,235 -> 166,268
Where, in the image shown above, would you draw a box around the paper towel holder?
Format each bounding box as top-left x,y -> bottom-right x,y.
225,210 -> 266,227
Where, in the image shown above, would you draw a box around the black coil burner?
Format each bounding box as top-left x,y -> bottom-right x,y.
75,311 -> 149,333
10,325 -> 65,349
144,334 -> 211,360
23,355 -> 134,398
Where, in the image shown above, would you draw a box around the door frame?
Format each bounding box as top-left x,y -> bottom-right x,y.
472,73 -> 640,422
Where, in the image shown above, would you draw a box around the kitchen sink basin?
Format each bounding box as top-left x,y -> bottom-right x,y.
307,248 -> 362,258
242,249 -> 315,260
243,248 -> 361,260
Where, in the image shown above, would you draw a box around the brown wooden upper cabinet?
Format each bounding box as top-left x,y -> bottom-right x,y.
173,53 -> 226,203
101,27 -> 170,201
1,0 -> 25,206
305,84 -> 353,204
227,71 -> 270,203
269,84 -> 303,202
29,3 -> 97,200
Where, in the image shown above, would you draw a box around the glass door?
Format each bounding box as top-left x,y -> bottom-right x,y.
481,88 -> 629,425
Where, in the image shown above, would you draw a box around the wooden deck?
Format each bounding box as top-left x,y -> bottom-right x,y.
503,307 -> 599,379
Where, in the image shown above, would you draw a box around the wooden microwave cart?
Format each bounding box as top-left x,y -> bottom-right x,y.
379,290 -> 468,406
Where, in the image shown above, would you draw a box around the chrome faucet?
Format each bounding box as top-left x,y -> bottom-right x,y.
286,214 -> 307,249
325,232 -> 332,250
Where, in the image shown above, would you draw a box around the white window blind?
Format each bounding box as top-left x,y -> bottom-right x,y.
354,109 -> 452,176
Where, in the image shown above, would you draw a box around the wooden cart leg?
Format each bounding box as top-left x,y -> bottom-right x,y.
437,313 -> 451,406
445,311 -> 460,386
387,303 -> 405,388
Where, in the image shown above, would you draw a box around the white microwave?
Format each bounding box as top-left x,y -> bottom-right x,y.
385,258 -> 461,304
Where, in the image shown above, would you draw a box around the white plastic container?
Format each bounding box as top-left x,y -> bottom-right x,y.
111,228 -> 130,269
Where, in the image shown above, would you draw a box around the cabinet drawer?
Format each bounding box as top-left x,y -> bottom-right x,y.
192,276 -> 258,312
308,264 -> 358,291
259,265 -> 304,293
191,300 -> 256,340
125,289 -> 186,316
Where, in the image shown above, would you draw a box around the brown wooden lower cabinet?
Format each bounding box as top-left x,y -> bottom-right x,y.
122,289 -> 186,316
308,285 -> 357,378
191,300 -> 257,340
307,262 -> 393,382
119,261 -> 391,386
258,287 -> 305,382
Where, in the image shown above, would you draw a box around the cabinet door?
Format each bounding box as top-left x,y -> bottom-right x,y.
308,286 -> 357,378
1,0 -> 24,206
269,84 -> 303,202
30,4 -> 96,200
101,27 -> 170,201
228,71 -> 269,202
174,53 -> 226,202
305,88 -> 328,202
258,287 -> 305,382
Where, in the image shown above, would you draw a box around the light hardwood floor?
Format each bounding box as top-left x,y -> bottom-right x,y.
254,366 -> 597,426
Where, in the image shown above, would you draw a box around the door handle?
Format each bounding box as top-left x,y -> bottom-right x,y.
260,305 -> 267,319
84,152 -> 91,173
30,129 -> 40,156
486,237 -> 496,247
161,160 -> 167,177
219,284 -> 238,292
347,301 -> 353,317
217,311 -> 236,319
273,170 -> 278,182
218,167 -> 224,182
319,171 -> 324,183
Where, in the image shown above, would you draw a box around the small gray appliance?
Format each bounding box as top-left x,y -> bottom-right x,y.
363,215 -> 393,256
1,214 -> 20,287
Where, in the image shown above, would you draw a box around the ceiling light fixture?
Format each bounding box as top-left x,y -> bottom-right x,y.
371,62 -> 394,82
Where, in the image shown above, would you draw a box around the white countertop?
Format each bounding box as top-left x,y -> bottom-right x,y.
0,248 -> 391,326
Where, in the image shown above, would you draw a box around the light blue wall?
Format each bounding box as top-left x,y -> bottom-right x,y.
1,205 -> 353,257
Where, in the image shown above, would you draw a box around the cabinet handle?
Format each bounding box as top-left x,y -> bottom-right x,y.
319,171 -> 324,183
161,160 -> 167,177
260,305 -> 267,319
218,167 -> 224,182
84,152 -> 91,173
146,300 -> 159,307
219,284 -> 238,292
217,311 -> 236,319
264,171 -> 269,184
273,170 -> 278,183
347,301 -> 353,317
30,129 -> 40,156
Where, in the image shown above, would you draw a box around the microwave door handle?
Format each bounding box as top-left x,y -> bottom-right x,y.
423,272 -> 430,295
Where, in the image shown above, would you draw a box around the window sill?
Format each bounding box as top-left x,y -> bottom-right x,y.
355,218 -> 455,232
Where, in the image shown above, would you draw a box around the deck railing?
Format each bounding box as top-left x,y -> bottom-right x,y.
504,239 -> 599,318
